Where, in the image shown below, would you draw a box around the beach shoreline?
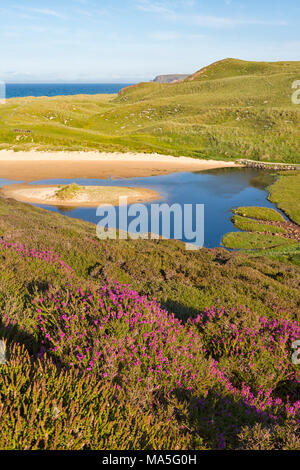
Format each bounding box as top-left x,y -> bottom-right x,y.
0,150 -> 238,182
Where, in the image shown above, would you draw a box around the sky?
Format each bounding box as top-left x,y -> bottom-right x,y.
0,0 -> 299,83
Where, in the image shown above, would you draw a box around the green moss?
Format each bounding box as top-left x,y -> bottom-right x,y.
232,206 -> 285,222
232,215 -> 286,234
223,178 -> 300,259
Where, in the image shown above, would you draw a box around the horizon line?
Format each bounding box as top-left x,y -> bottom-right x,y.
3,80 -> 142,84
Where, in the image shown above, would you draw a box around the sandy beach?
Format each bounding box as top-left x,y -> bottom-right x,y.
0,150 -> 238,182
0,183 -> 160,207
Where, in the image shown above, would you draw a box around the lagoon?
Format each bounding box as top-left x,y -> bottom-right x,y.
0,168 -> 283,248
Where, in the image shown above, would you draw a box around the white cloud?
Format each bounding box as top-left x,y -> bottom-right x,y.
135,1 -> 288,28
150,31 -> 182,40
150,31 -> 206,41
135,0 -> 174,15
191,15 -> 288,27
24,8 -> 65,19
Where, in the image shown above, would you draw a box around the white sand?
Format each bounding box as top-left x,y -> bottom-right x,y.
0,150 -> 238,182
1,184 -> 160,207
0,149 -> 236,166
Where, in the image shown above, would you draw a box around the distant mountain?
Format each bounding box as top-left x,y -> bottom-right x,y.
152,74 -> 190,83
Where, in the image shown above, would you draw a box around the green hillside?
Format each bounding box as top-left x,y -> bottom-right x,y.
187,58 -> 300,82
0,58 -> 299,162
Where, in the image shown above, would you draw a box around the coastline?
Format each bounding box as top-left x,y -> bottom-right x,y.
0,150 -> 238,182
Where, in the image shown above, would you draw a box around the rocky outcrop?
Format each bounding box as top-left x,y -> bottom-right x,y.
238,159 -> 300,171
152,74 -> 189,83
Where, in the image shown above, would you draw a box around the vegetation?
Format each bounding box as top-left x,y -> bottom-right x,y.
0,58 -> 299,163
55,183 -> 80,200
268,171 -> 300,224
0,193 -> 299,449
1,196 -> 300,319
232,206 -> 285,222
222,231 -> 296,250
223,202 -> 300,264
232,215 -> 287,234
0,58 -> 300,449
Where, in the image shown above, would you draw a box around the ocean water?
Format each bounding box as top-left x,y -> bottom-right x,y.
5,83 -> 134,99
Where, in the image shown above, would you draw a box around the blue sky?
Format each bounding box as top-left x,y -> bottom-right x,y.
0,0 -> 299,82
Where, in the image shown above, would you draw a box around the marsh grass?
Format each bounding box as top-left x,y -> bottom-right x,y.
232,207 -> 285,222
232,215 -> 287,234
223,201 -> 300,263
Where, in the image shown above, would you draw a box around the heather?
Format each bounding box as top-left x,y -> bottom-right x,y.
1,278 -> 299,449
0,195 -> 299,449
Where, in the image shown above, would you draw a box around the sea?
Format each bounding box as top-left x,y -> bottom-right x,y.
4,83 -> 134,99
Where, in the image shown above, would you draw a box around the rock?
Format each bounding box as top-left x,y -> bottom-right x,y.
238,159 -> 300,171
152,74 -> 190,83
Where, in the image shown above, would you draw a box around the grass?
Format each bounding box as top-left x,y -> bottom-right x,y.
0,58 -> 299,163
232,206 -> 285,222
222,232 -> 296,250
232,215 -> 287,234
249,244 -> 300,266
0,195 -> 299,449
55,183 -> 80,200
223,170 -> 300,261
268,171 -> 300,224
223,200 -> 300,263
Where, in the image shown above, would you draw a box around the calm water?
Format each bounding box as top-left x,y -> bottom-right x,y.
0,168 -> 282,248
5,83 -> 134,99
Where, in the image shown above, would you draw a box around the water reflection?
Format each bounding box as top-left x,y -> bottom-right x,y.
249,172 -> 277,190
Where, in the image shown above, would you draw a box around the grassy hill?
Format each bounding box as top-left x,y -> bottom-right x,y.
186,58 -> 300,82
0,58 -> 299,162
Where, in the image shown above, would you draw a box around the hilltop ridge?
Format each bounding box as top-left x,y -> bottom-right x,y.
185,57 -> 300,82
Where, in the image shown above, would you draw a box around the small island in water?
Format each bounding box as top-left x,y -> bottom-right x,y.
1,183 -> 160,207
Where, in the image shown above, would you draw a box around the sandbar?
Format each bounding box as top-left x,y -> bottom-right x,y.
1,184 -> 160,207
